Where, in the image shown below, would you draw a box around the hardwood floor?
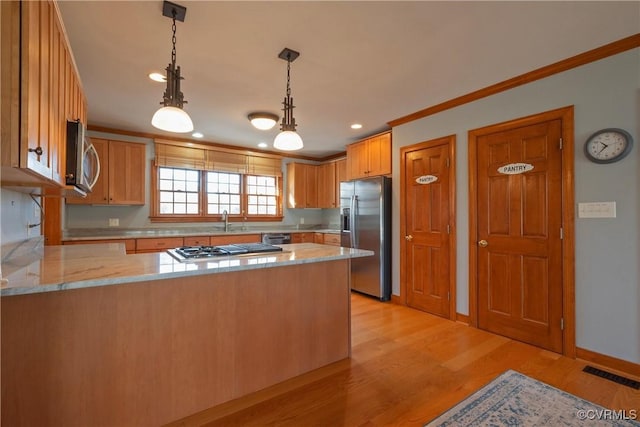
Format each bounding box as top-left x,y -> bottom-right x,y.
168,293 -> 640,426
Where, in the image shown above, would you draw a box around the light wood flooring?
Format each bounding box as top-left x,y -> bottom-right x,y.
169,293 -> 640,426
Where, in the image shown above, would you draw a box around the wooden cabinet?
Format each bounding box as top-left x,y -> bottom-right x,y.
1,0 -> 87,189
346,132 -> 391,179
323,233 -> 341,246
135,237 -> 184,253
314,233 -> 324,244
63,239 -> 136,254
286,162 -> 318,208
67,138 -> 146,205
183,236 -> 211,246
317,162 -> 336,208
318,159 -> 347,209
291,232 -> 315,244
210,234 -> 261,245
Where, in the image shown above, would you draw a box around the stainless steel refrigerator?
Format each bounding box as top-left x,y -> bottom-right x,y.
340,176 -> 391,301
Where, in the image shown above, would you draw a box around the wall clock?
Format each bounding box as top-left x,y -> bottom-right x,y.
584,128 -> 633,164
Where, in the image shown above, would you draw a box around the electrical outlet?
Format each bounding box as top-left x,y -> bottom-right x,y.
108,218 -> 120,227
299,217 -> 305,225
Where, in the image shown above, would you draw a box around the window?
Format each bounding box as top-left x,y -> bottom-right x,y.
152,166 -> 282,222
158,168 -> 200,214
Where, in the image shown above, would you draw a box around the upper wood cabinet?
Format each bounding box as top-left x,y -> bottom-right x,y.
286,162 -> 318,209
317,159 -> 347,209
317,162 -> 336,208
0,0 -> 87,189
67,138 -> 146,205
346,132 -> 391,180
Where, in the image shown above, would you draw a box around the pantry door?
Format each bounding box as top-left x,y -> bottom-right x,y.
400,136 -> 456,319
469,108 -> 575,354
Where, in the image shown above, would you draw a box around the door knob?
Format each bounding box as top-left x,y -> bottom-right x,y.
405,235 -> 413,241
478,239 -> 488,247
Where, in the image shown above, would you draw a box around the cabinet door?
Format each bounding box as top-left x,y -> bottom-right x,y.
335,159 -> 347,204
346,140 -> 368,180
22,1 -> 53,180
367,133 -> 392,176
210,234 -> 261,245
303,164 -> 318,208
136,237 -> 184,253
108,141 -> 146,205
286,163 -> 318,208
317,162 -> 336,208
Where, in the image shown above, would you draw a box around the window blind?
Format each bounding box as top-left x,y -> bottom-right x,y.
154,140 -> 282,177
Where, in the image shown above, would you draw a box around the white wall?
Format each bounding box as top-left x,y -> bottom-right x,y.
0,188 -> 42,246
392,48 -> 639,364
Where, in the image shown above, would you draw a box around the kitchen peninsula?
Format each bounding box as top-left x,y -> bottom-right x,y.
1,241 -> 372,426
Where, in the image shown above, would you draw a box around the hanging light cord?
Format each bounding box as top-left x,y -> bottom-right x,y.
171,10 -> 177,65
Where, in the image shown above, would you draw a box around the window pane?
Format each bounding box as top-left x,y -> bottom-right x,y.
267,205 -> 276,215
248,205 -> 257,214
208,204 -> 218,214
186,203 -> 198,214
247,176 -> 256,185
206,172 -> 241,217
157,167 -> 199,215
160,191 -> 173,202
159,168 -> 173,179
174,169 -> 185,181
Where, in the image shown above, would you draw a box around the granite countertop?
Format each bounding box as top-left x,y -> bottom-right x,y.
1,242 -> 371,296
63,227 -> 342,241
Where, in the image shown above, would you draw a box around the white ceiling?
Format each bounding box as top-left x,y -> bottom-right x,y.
57,1 -> 639,159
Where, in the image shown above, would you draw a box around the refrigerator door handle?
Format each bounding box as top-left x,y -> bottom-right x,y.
350,195 -> 358,248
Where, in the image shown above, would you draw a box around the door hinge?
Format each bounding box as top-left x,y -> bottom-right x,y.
560,318 -> 564,330
446,158 -> 450,168
560,227 -> 564,240
559,138 -> 563,150
446,224 -> 451,234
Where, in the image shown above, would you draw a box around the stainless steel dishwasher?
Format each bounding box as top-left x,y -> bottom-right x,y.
261,233 -> 291,245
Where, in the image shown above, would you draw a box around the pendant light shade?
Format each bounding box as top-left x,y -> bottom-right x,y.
274,48 -> 303,151
152,106 -> 194,133
152,1 -> 193,133
274,130 -> 304,151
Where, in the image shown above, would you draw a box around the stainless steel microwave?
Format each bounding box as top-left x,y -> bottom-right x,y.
65,119 -> 100,194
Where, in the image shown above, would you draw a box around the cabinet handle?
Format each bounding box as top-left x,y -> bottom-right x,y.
29,147 -> 43,156
405,235 -> 413,241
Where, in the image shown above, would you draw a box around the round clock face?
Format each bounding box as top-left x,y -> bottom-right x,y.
584,128 -> 633,164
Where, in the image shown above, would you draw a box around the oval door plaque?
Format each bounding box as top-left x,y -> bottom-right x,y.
416,175 -> 438,184
497,163 -> 534,175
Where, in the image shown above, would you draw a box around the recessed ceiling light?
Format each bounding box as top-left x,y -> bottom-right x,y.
149,72 -> 166,82
258,142 -> 268,148
192,132 -> 203,138
350,123 -> 363,129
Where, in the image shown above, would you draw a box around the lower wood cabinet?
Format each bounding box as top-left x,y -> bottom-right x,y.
183,236 -> 211,246
291,232 -> 315,243
323,233 -> 341,246
63,239 -> 136,254
135,237 -> 184,253
210,234 -> 261,245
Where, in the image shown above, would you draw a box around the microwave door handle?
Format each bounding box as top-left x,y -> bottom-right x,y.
85,143 -> 101,190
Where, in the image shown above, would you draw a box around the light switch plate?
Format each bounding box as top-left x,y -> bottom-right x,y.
108,218 -> 120,227
578,202 -> 616,218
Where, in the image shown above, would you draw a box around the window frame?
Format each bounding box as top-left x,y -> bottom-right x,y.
150,163 -> 284,223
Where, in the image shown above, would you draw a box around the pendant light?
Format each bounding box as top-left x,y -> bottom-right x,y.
273,48 -> 303,151
151,1 -> 193,133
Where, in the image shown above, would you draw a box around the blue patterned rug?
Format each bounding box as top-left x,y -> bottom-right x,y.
426,370 -> 640,426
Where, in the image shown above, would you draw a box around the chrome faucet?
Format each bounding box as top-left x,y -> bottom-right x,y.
222,210 -> 230,232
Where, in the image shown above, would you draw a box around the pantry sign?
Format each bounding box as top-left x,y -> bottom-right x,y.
497,163 -> 534,175
416,175 -> 438,185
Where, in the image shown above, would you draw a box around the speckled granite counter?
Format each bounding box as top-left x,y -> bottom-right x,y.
63,227 -> 341,241
1,242 -> 372,296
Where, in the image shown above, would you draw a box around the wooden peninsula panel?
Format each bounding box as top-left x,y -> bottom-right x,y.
1,260 -> 351,426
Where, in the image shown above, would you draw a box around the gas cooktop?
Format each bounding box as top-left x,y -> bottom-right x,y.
167,243 -> 283,262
